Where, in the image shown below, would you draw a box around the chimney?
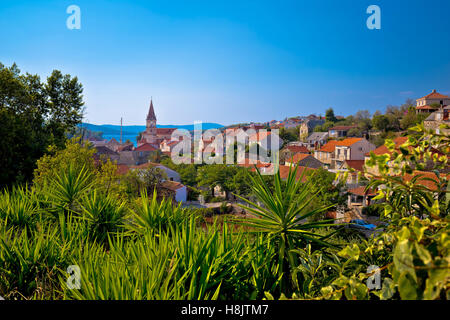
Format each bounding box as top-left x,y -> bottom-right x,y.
432,89 -> 437,93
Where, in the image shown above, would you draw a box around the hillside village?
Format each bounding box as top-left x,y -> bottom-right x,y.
85,89 -> 450,228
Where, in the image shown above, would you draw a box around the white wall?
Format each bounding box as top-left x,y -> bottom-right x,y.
175,186 -> 187,203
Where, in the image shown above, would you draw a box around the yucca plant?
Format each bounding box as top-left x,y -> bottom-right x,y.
0,186 -> 41,234
0,227 -> 69,299
79,190 -> 128,244
170,216 -> 246,300
233,165 -> 337,294
44,163 -> 93,218
129,190 -> 192,233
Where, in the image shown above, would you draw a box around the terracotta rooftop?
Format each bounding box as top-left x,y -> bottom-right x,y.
365,137 -> 408,156
417,90 -> 449,100
402,171 -> 449,192
348,186 -> 376,196
345,160 -> 365,172
135,143 -> 158,152
161,180 -> 185,191
288,153 -> 312,163
285,145 -> 309,154
318,140 -> 339,153
278,165 -> 317,181
336,138 -> 363,147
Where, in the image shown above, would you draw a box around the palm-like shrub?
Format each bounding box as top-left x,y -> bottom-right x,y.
0,228 -> 69,299
234,165 -> 336,293
0,186 -> 41,233
129,190 -> 191,233
45,164 -> 93,218
79,191 -> 127,243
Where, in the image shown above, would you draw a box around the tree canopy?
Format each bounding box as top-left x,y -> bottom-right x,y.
0,63 -> 84,188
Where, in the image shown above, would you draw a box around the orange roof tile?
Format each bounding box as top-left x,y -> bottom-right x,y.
402,171 -> 449,192
289,153 -> 312,163
366,137 -> 408,156
348,186 -> 376,196
345,160 -> 365,172
278,165 -> 317,181
318,140 -> 339,153
161,180 -> 185,191
336,138 -> 362,147
285,145 -> 309,153
135,143 -> 158,152
417,90 -> 449,100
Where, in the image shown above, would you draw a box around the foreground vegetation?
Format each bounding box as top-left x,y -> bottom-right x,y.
0,122 -> 449,299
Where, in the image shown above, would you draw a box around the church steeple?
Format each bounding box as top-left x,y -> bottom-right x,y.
147,99 -> 156,121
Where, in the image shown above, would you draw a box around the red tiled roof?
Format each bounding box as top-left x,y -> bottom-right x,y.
278,165 -> 317,181
318,140 -> 339,153
135,143 -> 158,152
417,90 -> 449,100
336,138 -> 362,147
403,171 -> 449,192
365,137 -> 408,156
345,160 -> 365,172
156,128 -> 177,135
288,153 -> 312,163
348,186 -> 376,196
285,145 -> 309,153
161,180 -> 185,191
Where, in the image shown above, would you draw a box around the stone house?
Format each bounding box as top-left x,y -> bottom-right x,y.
416,89 -> 450,114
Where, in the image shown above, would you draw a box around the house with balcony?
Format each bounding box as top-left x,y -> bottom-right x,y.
314,140 -> 339,168
333,138 -> 376,169
416,89 -> 450,114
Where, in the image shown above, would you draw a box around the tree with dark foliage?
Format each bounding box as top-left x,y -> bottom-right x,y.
0,63 -> 84,188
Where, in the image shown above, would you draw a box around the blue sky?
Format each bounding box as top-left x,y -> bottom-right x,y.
1,0 -> 450,126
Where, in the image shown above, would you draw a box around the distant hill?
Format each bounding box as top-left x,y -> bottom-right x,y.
78,123 -> 224,145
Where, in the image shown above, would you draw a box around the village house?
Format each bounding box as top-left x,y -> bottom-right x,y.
314,140 -> 339,168
415,89 -> 450,114
333,138 -> 375,169
247,131 -> 284,152
299,119 -> 325,141
160,180 -> 187,203
328,125 -> 358,138
93,146 -> 120,162
333,160 -> 366,189
306,132 -> 329,150
423,106 -> 450,135
347,186 -> 376,208
284,153 -> 323,168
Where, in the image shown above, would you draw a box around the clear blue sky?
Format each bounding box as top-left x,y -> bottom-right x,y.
1,0 -> 450,126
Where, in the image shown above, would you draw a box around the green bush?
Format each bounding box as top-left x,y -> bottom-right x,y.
362,203 -> 384,216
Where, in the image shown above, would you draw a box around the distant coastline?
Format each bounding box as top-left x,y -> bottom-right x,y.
79,122 -> 224,146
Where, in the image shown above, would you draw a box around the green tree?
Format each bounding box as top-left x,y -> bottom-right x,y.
325,108 -> 337,123
0,63 -> 84,188
372,114 -> 390,132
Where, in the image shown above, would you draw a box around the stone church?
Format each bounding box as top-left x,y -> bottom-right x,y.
138,99 -> 176,147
